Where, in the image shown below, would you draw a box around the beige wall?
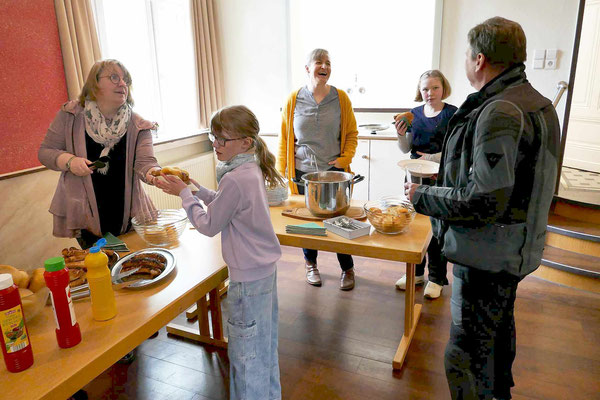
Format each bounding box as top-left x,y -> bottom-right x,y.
0,138 -> 213,272
440,0 -> 579,126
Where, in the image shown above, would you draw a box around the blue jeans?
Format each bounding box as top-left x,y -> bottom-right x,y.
445,264 -> 520,400
227,271 -> 280,400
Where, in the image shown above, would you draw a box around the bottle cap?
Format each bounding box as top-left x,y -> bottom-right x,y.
95,238 -> 107,248
45,257 -> 66,272
89,246 -> 100,254
0,274 -> 14,290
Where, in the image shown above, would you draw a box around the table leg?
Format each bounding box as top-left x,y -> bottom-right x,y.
209,287 -> 224,340
393,262 -> 422,370
185,280 -> 229,320
167,268 -> 229,348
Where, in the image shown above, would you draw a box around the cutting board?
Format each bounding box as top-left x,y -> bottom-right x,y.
282,207 -> 367,221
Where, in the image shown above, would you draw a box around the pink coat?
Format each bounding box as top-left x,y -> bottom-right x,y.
38,101 -> 159,238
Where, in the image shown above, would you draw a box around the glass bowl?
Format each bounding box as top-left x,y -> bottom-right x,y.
265,179 -> 289,206
363,196 -> 416,234
131,209 -> 188,247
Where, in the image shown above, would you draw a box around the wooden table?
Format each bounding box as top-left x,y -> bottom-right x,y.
271,196 -> 432,370
0,229 -> 228,400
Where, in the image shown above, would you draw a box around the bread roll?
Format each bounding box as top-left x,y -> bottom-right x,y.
152,166 -> 190,184
28,268 -> 47,293
393,111 -> 415,128
0,265 -> 29,288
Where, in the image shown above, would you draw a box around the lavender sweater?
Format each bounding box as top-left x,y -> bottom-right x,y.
180,162 -> 281,282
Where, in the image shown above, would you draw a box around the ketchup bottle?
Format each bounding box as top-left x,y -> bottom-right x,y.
85,239 -> 117,321
0,273 -> 34,372
44,257 -> 82,348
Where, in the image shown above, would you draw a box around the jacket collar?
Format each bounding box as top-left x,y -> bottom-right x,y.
454,63 -> 527,120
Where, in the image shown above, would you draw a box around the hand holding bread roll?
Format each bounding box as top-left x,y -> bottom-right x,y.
151,166 -> 190,184
394,111 -> 414,128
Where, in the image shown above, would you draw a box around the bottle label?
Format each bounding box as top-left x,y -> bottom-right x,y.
49,291 -> 60,329
66,285 -> 77,326
0,305 -> 30,353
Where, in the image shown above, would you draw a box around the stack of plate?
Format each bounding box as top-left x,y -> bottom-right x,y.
265,179 -> 289,206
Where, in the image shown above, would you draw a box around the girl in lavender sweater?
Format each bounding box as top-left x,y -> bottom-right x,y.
156,105 -> 284,400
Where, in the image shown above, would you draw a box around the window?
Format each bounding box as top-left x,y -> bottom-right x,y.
93,0 -> 200,142
289,0 -> 442,109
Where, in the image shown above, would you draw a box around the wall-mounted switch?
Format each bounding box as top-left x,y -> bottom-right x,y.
545,48 -> 558,69
533,49 -> 545,69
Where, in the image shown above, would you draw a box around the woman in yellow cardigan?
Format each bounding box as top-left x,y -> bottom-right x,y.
277,48 -> 359,290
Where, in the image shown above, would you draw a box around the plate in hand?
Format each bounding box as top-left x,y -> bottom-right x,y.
397,159 -> 439,178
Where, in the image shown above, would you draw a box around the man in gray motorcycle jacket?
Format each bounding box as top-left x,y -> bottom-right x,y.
405,17 -> 560,400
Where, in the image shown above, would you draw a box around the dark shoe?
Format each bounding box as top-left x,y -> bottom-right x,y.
117,350 -> 136,364
340,268 -> 355,290
68,390 -> 88,400
305,261 -> 322,286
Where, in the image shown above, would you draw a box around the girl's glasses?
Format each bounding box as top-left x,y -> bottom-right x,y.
99,73 -> 131,85
208,132 -> 244,146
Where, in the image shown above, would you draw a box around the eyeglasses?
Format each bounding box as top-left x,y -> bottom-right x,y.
99,73 -> 131,85
208,132 -> 244,146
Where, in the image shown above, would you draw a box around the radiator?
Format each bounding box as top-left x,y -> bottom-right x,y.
143,153 -> 216,210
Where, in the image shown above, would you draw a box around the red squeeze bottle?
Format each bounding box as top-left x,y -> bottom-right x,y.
0,273 -> 34,372
44,257 -> 82,348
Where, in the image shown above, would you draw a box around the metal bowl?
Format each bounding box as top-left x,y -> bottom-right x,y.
294,171 -> 364,218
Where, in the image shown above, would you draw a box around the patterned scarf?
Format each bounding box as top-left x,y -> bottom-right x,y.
216,153 -> 256,183
84,100 -> 132,174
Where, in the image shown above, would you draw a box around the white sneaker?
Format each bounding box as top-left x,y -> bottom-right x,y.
424,281 -> 443,299
395,274 -> 424,290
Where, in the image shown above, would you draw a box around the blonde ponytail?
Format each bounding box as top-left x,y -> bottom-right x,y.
211,105 -> 285,188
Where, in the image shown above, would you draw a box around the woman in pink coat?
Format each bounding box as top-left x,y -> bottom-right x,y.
39,59 -> 161,249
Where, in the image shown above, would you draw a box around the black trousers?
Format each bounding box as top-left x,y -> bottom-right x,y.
295,168 -> 353,271
445,264 -> 520,400
408,175 -> 448,285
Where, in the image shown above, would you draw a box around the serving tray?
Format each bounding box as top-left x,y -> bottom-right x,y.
110,248 -> 176,289
282,207 -> 366,221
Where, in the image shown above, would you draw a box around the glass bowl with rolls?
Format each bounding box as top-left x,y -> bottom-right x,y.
131,209 -> 188,247
363,196 -> 416,234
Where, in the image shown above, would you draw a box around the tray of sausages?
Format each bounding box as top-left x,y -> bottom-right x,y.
110,248 -> 175,289
62,247 -> 120,289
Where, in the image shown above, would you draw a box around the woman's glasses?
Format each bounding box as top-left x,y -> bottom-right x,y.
208,132 -> 244,146
99,73 -> 131,85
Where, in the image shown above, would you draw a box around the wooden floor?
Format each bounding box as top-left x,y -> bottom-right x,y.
82,245 -> 600,399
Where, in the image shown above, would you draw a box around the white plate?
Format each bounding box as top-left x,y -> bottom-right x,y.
397,159 -> 439,178
111,248 -> 176,289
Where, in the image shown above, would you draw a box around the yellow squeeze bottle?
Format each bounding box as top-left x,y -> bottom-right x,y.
84,238 -> 117,321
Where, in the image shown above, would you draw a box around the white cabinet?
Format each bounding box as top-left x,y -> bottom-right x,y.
351,140 -> 370,201
369,140 -> 410,200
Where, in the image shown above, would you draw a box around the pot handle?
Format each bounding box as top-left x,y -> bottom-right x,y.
352,174 -> 365,184
292,177 -> 305,186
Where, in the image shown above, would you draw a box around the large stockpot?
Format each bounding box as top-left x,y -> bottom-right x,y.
293,171 -> 365,218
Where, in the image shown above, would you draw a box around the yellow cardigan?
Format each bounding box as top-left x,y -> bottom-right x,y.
277,87 -> 358,194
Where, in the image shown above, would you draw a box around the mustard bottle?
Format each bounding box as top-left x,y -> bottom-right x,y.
84,239 -> 117,321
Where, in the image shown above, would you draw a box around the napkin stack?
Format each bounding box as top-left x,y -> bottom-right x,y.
102,232 -> 130,252
285,222 -> 327,236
